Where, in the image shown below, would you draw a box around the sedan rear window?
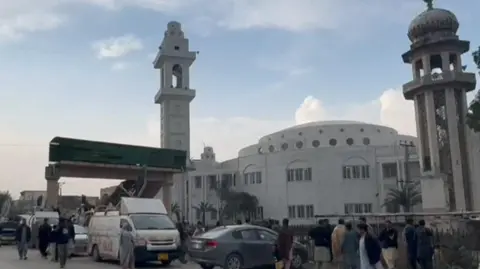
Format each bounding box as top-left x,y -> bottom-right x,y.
199,227 -> 229,239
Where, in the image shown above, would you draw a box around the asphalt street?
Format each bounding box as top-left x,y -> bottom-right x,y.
0,245 -> 198,269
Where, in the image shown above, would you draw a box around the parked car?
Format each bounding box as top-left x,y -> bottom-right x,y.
0,221 -> 18,245
73,225 -> 89,256
188,225 -> 308,269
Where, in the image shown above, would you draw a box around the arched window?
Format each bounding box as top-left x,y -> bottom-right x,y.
342,156 -> 370,180
172,64 -> 183,88
286,160 -> 312,182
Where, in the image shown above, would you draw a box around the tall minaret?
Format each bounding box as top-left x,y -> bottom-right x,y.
402,1 -> 476,210
153,21 -> 197,215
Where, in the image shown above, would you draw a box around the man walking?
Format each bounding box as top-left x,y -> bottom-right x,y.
15,219 -> 31,260
403,218 -> 417,269
416,220 -> 433,269
309,219 -> 332,269
38,218 -> 51,258
378,220 -> 398,269
56,218 -> 71,268
332,219 -> 346,269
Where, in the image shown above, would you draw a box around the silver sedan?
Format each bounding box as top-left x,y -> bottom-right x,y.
188,225 -> 308,269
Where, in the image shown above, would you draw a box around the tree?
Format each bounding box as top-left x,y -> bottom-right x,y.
215,177 -> 259,222
193,202 -> 216,225
171,202 -> 182,222
0,191 -> 12,217
466,46 -> 480,132
383,182 -> 422,213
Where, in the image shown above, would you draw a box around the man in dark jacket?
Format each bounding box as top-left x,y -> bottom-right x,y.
357,223 -> 382,267
404,218 -> 417,269
15,219 -> 31,260
378,220 -> 398,269
67,219 -> 75,258
56,218 -> 71,268
38,218 -> 51,258
308,219 -> 332,269
177,222 -> 188,264
416,220 -> 433,269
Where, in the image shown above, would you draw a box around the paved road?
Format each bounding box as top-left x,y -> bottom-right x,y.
0,246 -> 198,269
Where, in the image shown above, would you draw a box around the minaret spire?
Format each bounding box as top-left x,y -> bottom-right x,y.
423,0 -> 434,10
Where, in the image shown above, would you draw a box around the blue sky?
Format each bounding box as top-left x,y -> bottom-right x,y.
1,0 -> 479,196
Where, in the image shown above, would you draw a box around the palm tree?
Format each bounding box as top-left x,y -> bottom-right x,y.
171,202 -> 181,222
193,202 -> 216,225
384,182 -> 422,213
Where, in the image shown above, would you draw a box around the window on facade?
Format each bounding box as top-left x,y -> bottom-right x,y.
344,203 -> 373,214
288,206 -> 296,218
286,168 -> 312,182
306,205 -> 314,218
343,165 -> 370,179
208,175 -> 217,189
346,138 -> 354,145
255,172 -> 262,184
222,174 -> 234,188
210,210 -> 217,220
342,166 -> 352,179
296,141 -> 304,149
250,173 -> 255,184
361,165 -> 370,178
244,173 -> 249,185
363,137 -> 370,145
382,163 -> 397,178
297,205 -> 305,218
281,143 -> 288,150
269,145 -> 275,152
304,168 -> 312,181
295,168 -> 303,181
312,140 -> 320,148
194,176 -> 202,188
256,206 -> 264,220
329,139 -> 337,146
286,169 -> 295,182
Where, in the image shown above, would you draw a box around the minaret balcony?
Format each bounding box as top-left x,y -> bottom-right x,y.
155,87 -> 196,104
403,71 -> 476,100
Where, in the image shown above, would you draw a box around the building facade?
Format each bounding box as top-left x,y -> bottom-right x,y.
185,121 -> 422,225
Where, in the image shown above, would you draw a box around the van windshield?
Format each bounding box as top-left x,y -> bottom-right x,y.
130,214 -> 176,230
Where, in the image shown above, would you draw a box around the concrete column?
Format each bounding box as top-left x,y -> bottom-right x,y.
46,179 -> 59,208
422,55 -> 431,74
414,94 -> 426,172
445,88 -> 467,210
162,184 -> 172,216
441,52 -> 450,71
424,91 -> 440,174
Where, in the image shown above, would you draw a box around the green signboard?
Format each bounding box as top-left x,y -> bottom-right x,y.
49,137 -> 186,170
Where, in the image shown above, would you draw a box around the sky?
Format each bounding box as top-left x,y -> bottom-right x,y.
1,0 -> 479,198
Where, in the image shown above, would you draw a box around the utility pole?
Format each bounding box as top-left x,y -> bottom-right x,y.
399,140 -> 416,212
399,140 -> 416,185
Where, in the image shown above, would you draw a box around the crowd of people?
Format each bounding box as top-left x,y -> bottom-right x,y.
298,217 -> 434,269
15,217 -> 76,268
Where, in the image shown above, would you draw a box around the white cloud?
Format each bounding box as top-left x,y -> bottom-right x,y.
91,34 -> 143,59
0,0 -> 66,42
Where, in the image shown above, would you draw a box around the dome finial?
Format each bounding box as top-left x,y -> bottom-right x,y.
423,0 -> 434,10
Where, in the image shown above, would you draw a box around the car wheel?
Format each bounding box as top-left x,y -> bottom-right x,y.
291,252 -> 303,269
224,253 -> 243,269
200,263 -> 214,269
92,245 -> 102,262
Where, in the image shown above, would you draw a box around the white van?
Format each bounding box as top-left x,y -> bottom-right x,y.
88,197 -> 180,265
